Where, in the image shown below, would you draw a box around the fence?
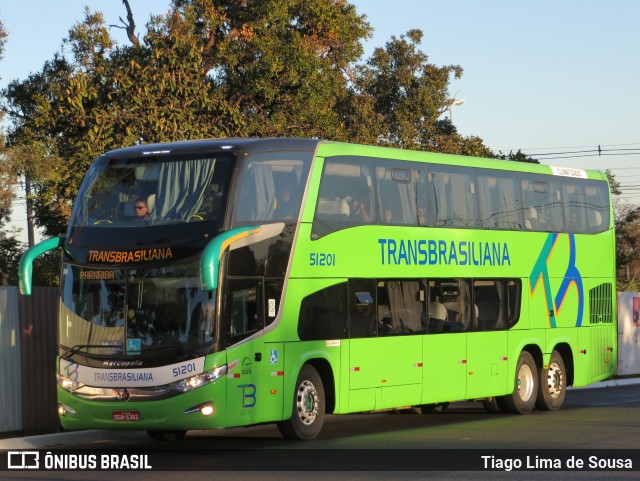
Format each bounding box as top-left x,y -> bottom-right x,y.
1,287 -> 640,434
0,286 -> 58,434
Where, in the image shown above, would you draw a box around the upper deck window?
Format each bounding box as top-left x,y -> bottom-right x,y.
231,151 -> 312,224
71,154 -> 233,227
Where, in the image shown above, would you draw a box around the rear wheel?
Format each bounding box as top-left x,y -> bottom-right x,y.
277,364 -> 325,440
503,351 -> 538,414
535,350 -> 566,411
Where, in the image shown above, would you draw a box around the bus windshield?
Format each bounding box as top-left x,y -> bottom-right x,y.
70,154 -> 233,227
59,259 -> 215,358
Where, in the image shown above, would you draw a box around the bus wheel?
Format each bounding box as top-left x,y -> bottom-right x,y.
535,350 -> 566,411
503,351 -> 538,414
146,430 -> 187,441
277,364 -> 325,440
482,396 -> 507,414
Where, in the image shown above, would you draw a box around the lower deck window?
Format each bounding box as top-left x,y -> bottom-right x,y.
298,277 -> 521,340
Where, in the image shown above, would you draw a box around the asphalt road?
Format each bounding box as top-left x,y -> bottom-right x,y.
2,383 -> 639,480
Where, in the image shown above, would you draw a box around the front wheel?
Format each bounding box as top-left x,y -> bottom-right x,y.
277,364 -> 325,440
535,350 -> 567,411
503,351 -> 538,414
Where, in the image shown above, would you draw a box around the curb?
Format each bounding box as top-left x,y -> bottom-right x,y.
570,377 -> 640,390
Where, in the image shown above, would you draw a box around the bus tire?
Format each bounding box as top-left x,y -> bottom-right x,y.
503,351 -> 538,414
146,430 -> 187,441
535,350 -> 566,411
277,364 -> 325,440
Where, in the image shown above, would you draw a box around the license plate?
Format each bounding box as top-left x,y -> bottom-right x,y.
112,410 -> 142,422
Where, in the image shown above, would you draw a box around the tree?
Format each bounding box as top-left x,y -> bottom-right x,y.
494,149 -> 540,164
342,29 -> 493,157
2,0 -> 495,247
0,17 -> 25,285
2,1 -> 372,238
607,169 -> 640,288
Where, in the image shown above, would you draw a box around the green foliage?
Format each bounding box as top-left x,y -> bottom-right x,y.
605,169 -> 622,196
493,149 -> 540,164
617,277 -> 640,293
2,0 -> 493,244
614,202 -> 640,271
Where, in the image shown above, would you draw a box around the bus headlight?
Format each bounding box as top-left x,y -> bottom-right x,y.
174,365 -> 228,392
57,372 -> 83,392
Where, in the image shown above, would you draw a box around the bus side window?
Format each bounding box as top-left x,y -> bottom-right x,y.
474,280 -> 503,331
429,169 -> 477,228
226,279 -> 262,344
377,280 -> 424,335
349,279 -> 377,338
521,179 -> 564,232
298,282 -> 348,341
439,278 -> 473,332
375,166 -> 420,225
563,182 -> 587,233
477,174 -> 523,230
585,182 -> 610,233
473,279 -> 522,331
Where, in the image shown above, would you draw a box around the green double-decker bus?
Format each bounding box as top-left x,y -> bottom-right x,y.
20,138 -> 616,440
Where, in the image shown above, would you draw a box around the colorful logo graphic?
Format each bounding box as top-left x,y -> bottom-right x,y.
529,233 -> 584,327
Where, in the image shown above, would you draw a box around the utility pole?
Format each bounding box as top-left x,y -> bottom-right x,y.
24,174 -> 35,247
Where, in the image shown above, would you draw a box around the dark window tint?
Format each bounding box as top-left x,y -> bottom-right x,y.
426,278 -> 473,333
349,279 -> 377,338
298,282 -> 347,340
226,278 -> 262,345
377,279 -> 425,335
473,279 -> 521,331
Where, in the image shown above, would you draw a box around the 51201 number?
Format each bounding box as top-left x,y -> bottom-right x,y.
309,253 -> 336,267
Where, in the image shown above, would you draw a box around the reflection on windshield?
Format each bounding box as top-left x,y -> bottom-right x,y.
71,155 -> 232,227
59,260 -> 215,357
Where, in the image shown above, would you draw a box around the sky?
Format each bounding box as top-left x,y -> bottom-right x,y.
2,0 -> 640,240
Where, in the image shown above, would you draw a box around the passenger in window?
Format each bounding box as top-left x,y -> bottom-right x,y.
567,212 -> 580,231
276,183 -> 298,220
418,207 -> 427,226
133,198 -> 150,222
350,198 -> 371,222
383,208 -> 393,224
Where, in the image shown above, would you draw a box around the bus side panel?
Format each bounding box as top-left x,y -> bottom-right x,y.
573,275 -> 616,387
225,339 -> 264,427
466,331 -> 509,399
262,342 -> 285,421
574,325 -> 617,387
422,333 -> 467,404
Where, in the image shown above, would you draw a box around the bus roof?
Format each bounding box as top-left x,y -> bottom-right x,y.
99,138 -> 606,182
99,138 -> 321,159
